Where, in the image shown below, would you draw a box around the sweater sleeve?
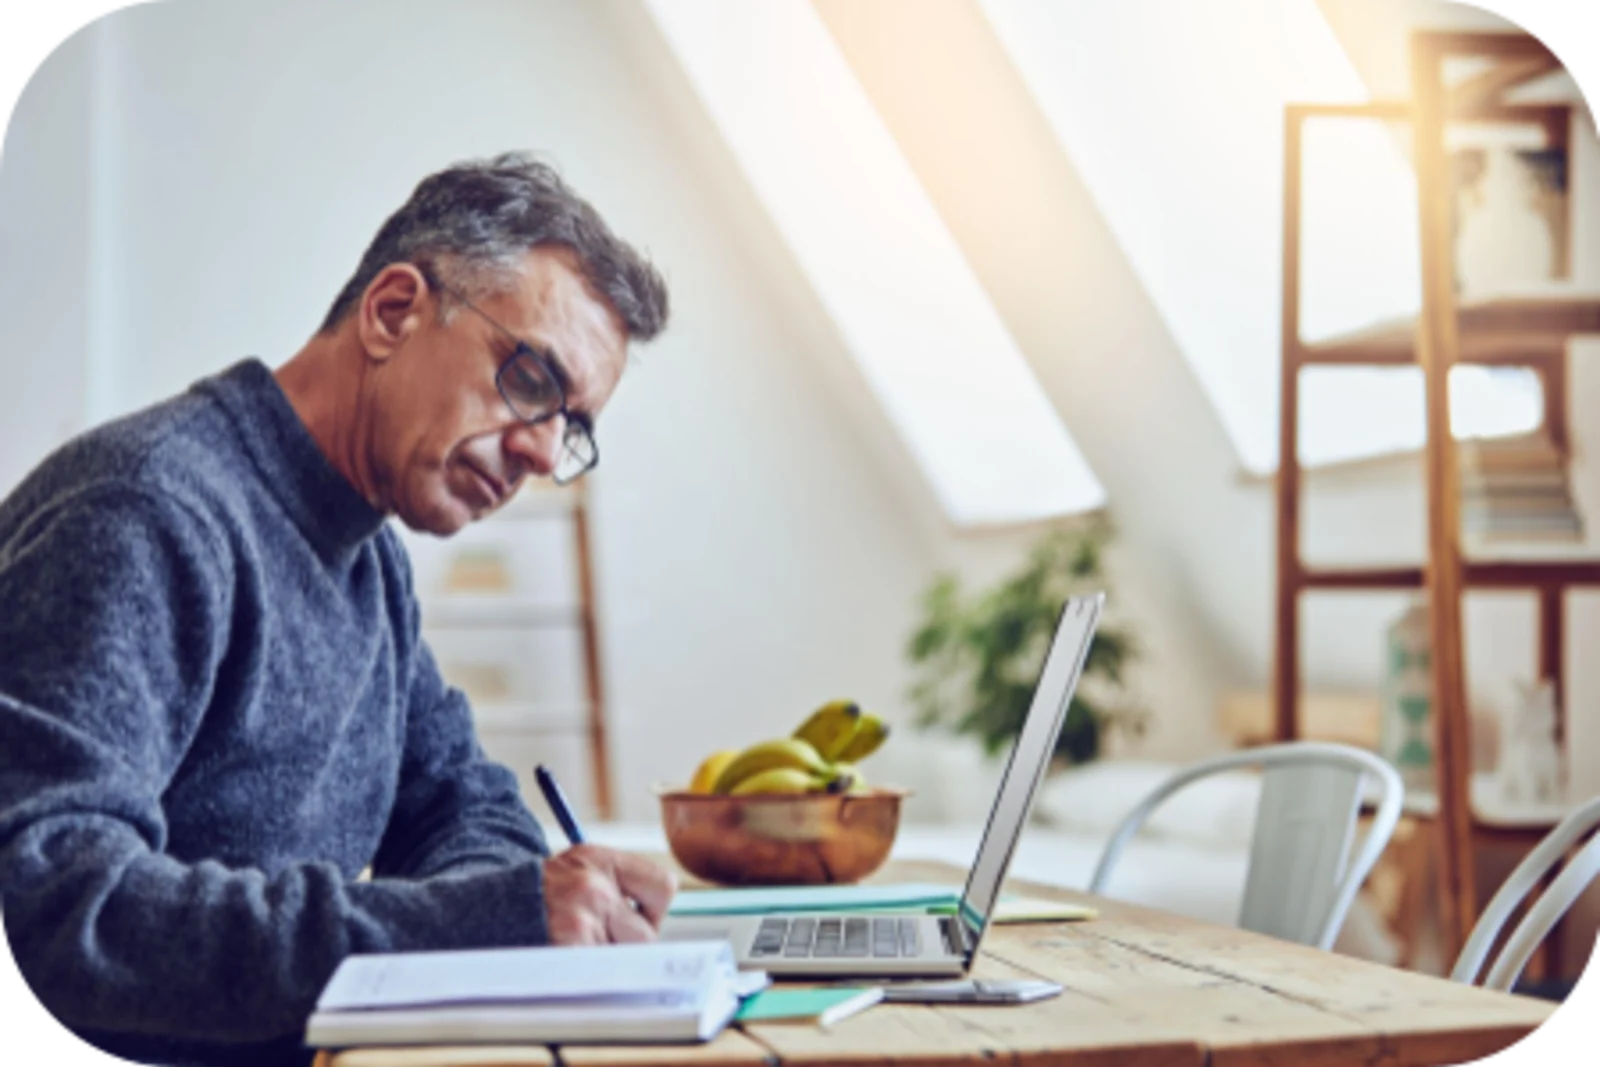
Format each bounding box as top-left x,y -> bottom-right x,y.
370,627 -> 552,879
0,487 -> 548,1048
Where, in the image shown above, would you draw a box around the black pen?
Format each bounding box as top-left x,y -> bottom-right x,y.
534,764 -> 587,846
535,764 -> 651,918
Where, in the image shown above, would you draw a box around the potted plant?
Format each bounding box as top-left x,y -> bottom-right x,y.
905,518 -> 1143,766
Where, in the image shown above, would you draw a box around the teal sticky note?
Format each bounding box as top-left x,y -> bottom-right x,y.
735,986 -> 883,1024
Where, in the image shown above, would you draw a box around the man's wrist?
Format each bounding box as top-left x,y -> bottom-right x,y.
526,854 -> 551,945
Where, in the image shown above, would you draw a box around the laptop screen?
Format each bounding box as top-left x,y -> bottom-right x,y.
954,593 -> 1103,957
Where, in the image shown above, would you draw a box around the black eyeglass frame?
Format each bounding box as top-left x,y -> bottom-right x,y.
418,266 -> 600,486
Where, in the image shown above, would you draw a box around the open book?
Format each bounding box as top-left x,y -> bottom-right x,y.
305,940 -> 764,1048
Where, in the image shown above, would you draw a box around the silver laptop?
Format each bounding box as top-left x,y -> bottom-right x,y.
661,593 -> 1104,977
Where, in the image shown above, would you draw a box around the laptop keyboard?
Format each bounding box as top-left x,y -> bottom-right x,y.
750,915 -> 922,959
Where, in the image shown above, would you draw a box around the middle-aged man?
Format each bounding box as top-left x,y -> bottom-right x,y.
0,153 -> 677,1067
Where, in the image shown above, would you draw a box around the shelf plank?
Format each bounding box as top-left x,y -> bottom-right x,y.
1299,565 -> 1423,589
472,702 -> 592,732
1465,560 -> 1600,586
421,597 -> 585,629
1300,292 -> 1600,366
1298,559 -> 1600,589
1422,31 -> 1557,60
1448,53 -> 1561,116
1402,773 -> 1569,830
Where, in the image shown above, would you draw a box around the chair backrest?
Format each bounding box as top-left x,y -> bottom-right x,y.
1452,794 -> 1600,991
1088,742 -> 1404,950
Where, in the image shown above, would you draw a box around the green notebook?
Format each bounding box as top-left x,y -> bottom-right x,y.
668,883 -> 1096,923
668,882 -> 960,916
735,986 -> 884,1026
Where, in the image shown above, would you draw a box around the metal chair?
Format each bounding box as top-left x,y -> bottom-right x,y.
1089,742 -> 1404,950
1452,794 -> 1600,991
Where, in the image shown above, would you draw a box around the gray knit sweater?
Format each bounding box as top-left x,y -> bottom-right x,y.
0,360 -> 552,1066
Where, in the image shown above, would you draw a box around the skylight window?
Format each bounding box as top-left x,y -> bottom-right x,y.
979,0 -> 1542,472
641,0 -> 1104,525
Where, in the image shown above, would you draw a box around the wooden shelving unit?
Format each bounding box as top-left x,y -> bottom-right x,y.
1275,30 -> 1600,964
408,482 -> 615,820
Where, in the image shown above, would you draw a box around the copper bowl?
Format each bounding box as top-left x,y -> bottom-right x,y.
659,788 -> 907,886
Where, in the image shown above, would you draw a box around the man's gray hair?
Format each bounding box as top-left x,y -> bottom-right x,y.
320,152 -> 669,340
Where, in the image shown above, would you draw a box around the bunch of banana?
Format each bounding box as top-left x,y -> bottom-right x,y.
793,699 -> 889,763
709,738 -> 840,795
686,699 -> 893,796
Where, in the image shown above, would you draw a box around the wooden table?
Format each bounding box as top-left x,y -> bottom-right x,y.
314,860 -> 1553,1067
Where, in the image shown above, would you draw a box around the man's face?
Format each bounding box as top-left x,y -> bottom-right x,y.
368,248 -> 628,535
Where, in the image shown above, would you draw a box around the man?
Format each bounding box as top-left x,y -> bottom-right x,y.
0,154 -> 676,1066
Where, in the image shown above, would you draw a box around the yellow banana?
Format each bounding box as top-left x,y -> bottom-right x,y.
711,738 -> 834,794
833,713 -> 889,763
728,766 -> 828,795
831,762 -> 870,795
689,749 -> 740,794
792,700 -> 861,761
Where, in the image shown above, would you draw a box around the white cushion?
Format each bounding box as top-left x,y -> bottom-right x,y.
1031,760 -> 1177,835
1032,760 -> 1261,849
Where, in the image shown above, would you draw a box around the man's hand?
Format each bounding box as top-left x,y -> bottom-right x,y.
543,845 -> 678,944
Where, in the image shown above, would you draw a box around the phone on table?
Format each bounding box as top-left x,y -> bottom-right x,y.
879,979 -> 1063,1005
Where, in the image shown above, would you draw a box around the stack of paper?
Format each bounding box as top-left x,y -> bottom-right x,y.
305,940 -> 764,1048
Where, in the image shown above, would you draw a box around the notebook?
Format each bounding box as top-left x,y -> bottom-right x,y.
735,986 -> 884,1027
669,883 -> 1097,924
667,883 -> 961,917
990,897 -> 1097,923
305,940 -> 765,1048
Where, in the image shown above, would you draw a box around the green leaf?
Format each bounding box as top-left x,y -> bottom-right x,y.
904,518 -> 1143,766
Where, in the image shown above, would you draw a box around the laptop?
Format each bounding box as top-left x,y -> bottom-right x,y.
660,592 -> 1104,977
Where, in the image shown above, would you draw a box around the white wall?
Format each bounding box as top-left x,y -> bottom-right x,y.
0,20 -> 91,491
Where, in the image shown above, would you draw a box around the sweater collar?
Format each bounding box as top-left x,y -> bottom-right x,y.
199,359 -> 388,560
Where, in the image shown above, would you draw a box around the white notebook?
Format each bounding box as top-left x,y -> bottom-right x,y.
306,940 -> 761,1048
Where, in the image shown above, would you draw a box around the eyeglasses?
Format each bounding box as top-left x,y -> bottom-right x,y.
424,272 -> 599,486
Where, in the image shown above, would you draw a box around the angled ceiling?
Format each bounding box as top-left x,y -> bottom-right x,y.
640,0 -> 1105,528
642,0 -> 1561,520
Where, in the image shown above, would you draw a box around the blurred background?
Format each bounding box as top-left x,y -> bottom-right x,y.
2,0 -> 1597,979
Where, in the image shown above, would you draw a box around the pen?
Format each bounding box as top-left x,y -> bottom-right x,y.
535,764 -> 587,846
535,764 -> 652,920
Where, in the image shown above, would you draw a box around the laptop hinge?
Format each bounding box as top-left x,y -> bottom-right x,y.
939,916 -> 972,957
